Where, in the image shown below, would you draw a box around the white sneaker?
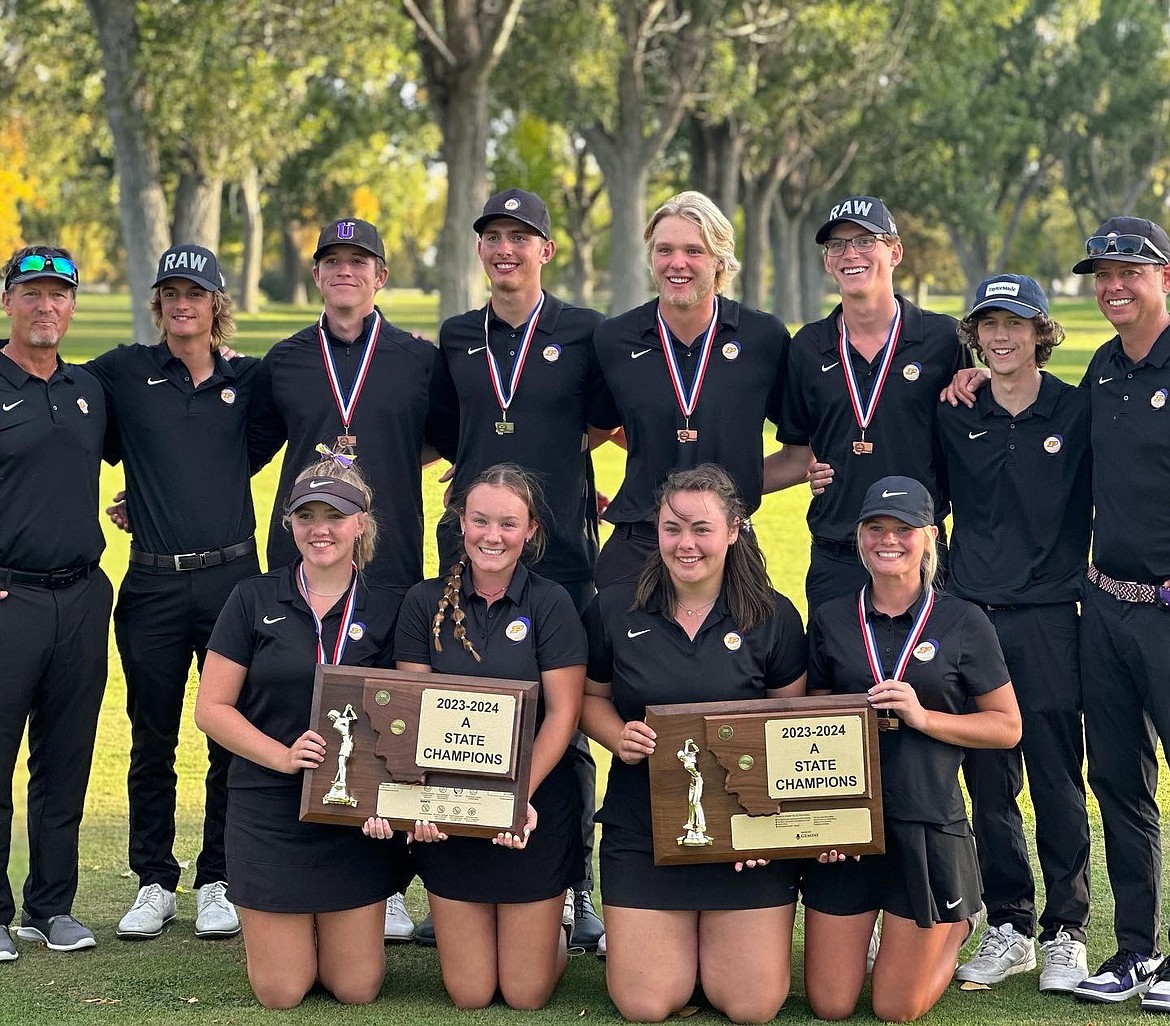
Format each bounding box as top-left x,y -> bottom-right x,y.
1039,928 -> 1088,993
116,884 -> 176,940
596,931 -> 607,959
956,922 -> 1037,984
867,916 -> 881,973
195,881 -> 240,938
383,892 -> 415,942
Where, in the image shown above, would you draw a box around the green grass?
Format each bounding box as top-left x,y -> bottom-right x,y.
0,289 -> 1160,1023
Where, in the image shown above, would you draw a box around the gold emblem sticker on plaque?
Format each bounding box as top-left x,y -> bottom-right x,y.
730,807 -> 873,850
376,782 -> 516,828
765,714 -> 865,800
415,688 -> 517,777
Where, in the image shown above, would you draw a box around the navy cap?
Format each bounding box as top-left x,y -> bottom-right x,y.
1072,216 -> 1170,274
815,196 -> 898,244
287,476 -> 368,516
473,189 -> 551,239
314,218 -> 385,262
967,274 -> 1049,319
152,244 -> 225,291
857,476 -> 934,528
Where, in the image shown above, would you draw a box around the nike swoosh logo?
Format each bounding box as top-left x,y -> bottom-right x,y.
945,898 -> 962,910
881,490 -> 907,498
1098,376 -> 1113,385
631,349 -> 654,359
821,361 -> 840,373
627,628 -> 651,638
467,346 -> 486,355
147,377 -> 168,385
308,480 -> 331,488
263,615 -> 286,624
2,400 -> 23,412
968,431 -> 988,440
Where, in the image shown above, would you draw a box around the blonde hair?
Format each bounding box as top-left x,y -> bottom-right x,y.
149,287 -> 236,347
855,520 -> 939,590
644,191 -> 740,294
282,455 -> 376,569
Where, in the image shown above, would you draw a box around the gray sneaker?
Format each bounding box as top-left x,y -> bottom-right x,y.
117,883 -> 176,939
383,892 -> 415,942
1039,928 -> 1088,993
957,922 -> 1037,984
195,881 -> 240,938
16,914 -> 96,952
0,926 -> 17,961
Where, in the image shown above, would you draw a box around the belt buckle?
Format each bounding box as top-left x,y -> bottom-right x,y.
47,567 -> 78,588
172,552 -> 205,571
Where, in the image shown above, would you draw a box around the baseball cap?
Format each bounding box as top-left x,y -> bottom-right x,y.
313,219 -> 386,262
287,476 -> 368,516
815,196 -> 898,244
151,243 -> 225,291
967,273 -> 1049,319
4,248 -> 79,290
1072,216 -> 1170,274
473,189 -> 551,239
857,476 -> 934,528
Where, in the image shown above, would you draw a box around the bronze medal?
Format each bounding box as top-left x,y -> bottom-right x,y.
852,440 -> 874,455
677,428 -> 699,443
337,434 -> 357,452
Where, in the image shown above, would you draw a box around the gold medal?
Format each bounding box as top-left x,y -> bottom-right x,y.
495,421 -> 515,435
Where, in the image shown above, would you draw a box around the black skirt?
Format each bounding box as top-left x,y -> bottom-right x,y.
225,786 -> 414,913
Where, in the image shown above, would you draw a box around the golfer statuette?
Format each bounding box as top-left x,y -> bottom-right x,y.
323,704 -> 359,807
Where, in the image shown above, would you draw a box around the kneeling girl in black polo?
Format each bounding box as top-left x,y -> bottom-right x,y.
195,456 -> 411,1009
802,475 -> 1020,1022
581,464 -> 806,1024
367,463 -> 586,1010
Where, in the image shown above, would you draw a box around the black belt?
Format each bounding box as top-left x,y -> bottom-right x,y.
129,537 -> 256,572
0,561 -> 99,589
811,535 -> 857,558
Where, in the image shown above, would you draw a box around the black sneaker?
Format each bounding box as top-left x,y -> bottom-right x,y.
572,888 -> 605,951
414,912 -> 436,947
1074,947 -> 1163,1003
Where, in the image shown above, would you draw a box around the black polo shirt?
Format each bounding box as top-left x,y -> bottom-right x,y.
1080,326 -> 1170,582
0,349 -> 108,570
938,372 -> 1091,605
207,563 -> 398,789
429,292 -> 618,583
583,583 -> 806,849
593,298 -> 789,523
248,308 -> 439,591
808,589 -> 1009,824
86,342 -> 258,554
777,296 -> 968,542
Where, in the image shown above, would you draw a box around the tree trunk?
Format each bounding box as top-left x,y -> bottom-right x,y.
769,200 -> 800,324
281,222 -> 307,306
173,168 -> 223,251
740,178 -> 771,312
565,235 -> 595,309
798,216 -> 825,324
239,163 -> 263,313
84,0 -> 170,344
600,160 -> 650,314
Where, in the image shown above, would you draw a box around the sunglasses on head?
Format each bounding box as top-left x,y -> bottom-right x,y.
1085,234 -> 1169,264
5,253 -> 79,288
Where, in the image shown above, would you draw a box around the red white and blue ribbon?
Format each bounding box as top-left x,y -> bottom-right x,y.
656,298 -> 719,426
483,291 -> 545,419
838,304 -> 902,437
317,310 -> 380,434
300,561 -> 360,665
857,584 -> 934,686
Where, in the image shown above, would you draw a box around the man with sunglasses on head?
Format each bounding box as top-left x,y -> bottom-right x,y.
0,247 -> 112,957
770,195 -> 969,613
1063,217 -> 1170,1010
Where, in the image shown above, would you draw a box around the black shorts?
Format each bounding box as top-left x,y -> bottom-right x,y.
800,819 -> 981,929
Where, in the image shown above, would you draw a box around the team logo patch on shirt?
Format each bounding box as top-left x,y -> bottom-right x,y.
1043,434 -> 1063,454
542,344 -> 561,362
505,617 -> 530,642
76,396 -> 89,415
912,640 -> 937,662
221,387 -> 237,405
1152,388 -> 1167,410
348,622 -> 365,641
902,362 -> 921,382
723,631 -> 743,651
721,341 -> 740,360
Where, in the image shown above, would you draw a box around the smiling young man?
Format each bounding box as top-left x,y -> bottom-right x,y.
936,275 -> 1091,994
772,195 -> 969,613
1061,218 -> 1170,1010
85,244 -> 260,943
0,246 -> 111,957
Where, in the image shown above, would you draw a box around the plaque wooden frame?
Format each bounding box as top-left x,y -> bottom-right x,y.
299,665 -> 538,837
645,694 -> 884,865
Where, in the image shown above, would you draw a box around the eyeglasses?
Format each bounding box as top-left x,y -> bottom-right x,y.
1085,234 -> 1169,264
824,234 -> 889,257
6,254 -> 78,285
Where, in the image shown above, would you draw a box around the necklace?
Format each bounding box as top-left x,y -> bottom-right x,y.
475,584 -> 506,600
676,598 -> 716,618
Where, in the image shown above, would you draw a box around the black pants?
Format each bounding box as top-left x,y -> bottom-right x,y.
0,571 -> 112,923
1081,583 -> 1170,955
114,555 -> 259,891
962,603 -> 1090,943
594,522 -> 658,590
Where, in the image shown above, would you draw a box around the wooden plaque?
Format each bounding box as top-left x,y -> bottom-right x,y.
298,665 -> 538,838
645,694 -> 884,865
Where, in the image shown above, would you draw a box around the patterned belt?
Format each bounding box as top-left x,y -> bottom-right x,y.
1087,563 -> 1170,609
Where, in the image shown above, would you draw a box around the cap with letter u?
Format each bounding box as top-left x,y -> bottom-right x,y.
815,195 -> 898,244
857,475 -> 934,528
313,218 -> 386,262
967,273 -> 1049,320
1072,216 -> 1170,274
152,243 -> 225,292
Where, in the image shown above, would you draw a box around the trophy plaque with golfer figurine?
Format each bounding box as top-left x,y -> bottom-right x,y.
299,665 -> 538,838
645,693 -> 884,865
